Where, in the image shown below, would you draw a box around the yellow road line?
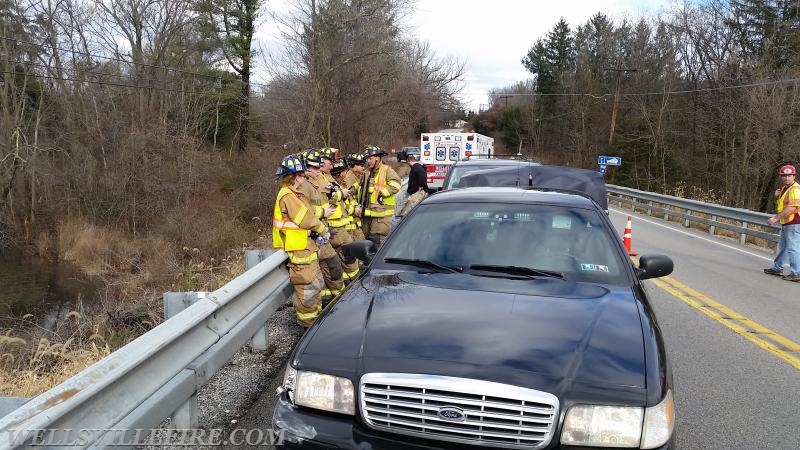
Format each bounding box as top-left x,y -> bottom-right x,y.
648,275 -> 800,371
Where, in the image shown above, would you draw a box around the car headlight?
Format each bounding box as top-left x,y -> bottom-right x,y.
560,390 -> 674,448
282,365 -> 355,415
641,390 -> 675,449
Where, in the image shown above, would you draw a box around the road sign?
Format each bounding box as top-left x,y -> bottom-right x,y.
599,164 -> 607,174
598,155 -> 622,166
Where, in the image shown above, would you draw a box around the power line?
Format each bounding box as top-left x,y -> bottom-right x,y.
486,76 -> 800,99
1,35 -> 274,90
0,70 -> 220,96
0,58 -> 217,88
0,36 -> 224,82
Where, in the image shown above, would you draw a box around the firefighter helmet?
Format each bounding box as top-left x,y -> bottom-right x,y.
346,152 -> 365,166
303,148 -> 323,167
364,145 -> 387,158
276,155 -> 306,178
320,147 -> 339,161
331,158 -> 348,175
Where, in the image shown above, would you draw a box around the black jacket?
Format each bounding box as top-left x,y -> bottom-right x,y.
407,163 -> 429,195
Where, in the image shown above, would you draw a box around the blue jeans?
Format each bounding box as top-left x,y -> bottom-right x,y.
773,224 -> 800,275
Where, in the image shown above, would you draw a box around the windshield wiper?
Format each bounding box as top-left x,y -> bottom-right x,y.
384,257 -> 463,273
468,264 -> 564,279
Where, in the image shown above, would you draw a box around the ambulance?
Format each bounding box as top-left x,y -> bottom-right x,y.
420,132 -> 494,188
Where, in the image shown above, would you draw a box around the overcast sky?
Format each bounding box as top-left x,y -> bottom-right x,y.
256,0 -> 672,111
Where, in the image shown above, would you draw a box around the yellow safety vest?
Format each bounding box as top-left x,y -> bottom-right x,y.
272,187 -> 317,264
365,165 -> 396,217
321,173 -> 347,226
777,182 -> 800,225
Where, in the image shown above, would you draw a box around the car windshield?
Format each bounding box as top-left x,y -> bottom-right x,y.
444,165 -> 505,189
382,203 -> 628,284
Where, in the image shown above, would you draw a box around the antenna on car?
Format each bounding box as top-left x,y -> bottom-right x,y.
514,140 -> 524,187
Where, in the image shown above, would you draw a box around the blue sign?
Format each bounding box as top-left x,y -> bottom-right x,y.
465,143 -> 473,150
598,155 -> 622,166
599,164 -> 607,174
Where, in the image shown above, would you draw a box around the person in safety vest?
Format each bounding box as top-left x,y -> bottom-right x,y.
764,164 -> 800,281
320,148 -> 360,283
301,148 -> 345,303
331,157 -> 355,231
345,152 -> 368,241
273,155 -> 328,327
360,145 -> 401,247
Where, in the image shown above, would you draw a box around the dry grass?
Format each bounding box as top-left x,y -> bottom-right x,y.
2,152 -> 279,397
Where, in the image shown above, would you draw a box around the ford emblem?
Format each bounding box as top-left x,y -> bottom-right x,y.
437,406 -> 466,422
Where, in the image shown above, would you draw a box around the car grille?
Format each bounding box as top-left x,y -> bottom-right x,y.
360,373 -> 559,449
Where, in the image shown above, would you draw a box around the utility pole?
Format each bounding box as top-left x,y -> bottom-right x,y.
606,65 -> 637,184
607,66 -> 637,147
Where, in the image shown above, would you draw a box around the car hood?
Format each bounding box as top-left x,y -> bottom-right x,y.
300,272 -> 647,400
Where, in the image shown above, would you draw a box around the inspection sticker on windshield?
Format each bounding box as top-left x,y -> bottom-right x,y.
552,216 -> 572,229
581,264 -> 609,272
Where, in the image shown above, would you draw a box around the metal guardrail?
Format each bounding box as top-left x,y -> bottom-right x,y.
607,184 -> 779,248
0,250 -> 292,449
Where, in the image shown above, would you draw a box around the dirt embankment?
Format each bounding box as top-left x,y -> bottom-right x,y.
1,151 -> 285,397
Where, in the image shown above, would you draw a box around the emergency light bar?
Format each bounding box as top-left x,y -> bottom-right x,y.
467,135 -> 474,141
422,135 -> 429,141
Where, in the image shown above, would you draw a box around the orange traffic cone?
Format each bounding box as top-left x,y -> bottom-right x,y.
623,216 -> 637,256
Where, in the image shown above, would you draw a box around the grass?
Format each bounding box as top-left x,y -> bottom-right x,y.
0,153 -> 278,398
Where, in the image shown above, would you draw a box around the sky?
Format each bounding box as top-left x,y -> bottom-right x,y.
256,0 -> 672,112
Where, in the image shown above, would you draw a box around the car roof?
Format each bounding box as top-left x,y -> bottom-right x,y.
453,158 -> 538,166
424,187 -> 598,209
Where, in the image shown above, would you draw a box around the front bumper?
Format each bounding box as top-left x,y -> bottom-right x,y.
271,395 -> 673,450
272,395 -> 458,449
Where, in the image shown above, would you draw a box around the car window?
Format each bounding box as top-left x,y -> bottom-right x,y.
382,203 -> 628,284
444,165 -> 494,189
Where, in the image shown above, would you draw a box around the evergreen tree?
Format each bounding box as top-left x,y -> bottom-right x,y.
196,0 -> 262,153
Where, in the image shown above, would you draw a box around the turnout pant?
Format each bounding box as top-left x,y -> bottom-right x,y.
288,261 -> 324,327
362,216 -> 392,248
330,226 -> 360,282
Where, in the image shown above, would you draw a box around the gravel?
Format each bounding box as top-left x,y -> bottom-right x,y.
137,304 -> 304,450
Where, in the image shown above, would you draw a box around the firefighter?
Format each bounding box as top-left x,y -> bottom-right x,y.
346,152 -> 367,241
302,148 -> 345,304
361,145 -> 402,247
331,157 -> 360,242
272,155 -> 327,327
395,149 -> 412,178
320,148 -> 360,283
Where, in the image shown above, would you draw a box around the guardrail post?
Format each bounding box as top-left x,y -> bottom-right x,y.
245,249 -> 274,352
740,221 -> 747,245
709,215 -> 717,235
164,292 -> 208,320
664,205 -> 670,222
683,213 -> 690,228
172,393 -> 198,429
647,201 -> 653,216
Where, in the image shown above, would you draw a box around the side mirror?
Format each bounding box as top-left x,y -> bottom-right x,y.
637,254 -> 674,280
343,240 -> 376,264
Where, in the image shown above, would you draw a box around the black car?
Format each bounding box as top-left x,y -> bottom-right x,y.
441,158 -> 540,190
273,187 -> 675,449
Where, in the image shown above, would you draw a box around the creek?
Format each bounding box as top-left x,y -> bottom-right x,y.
0,249 -> 103,329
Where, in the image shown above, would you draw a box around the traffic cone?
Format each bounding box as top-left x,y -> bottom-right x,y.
623,216 -> 637,256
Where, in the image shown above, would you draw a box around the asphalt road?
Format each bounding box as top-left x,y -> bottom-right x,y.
229,207 -> 800,449
608,207 -> 800,449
